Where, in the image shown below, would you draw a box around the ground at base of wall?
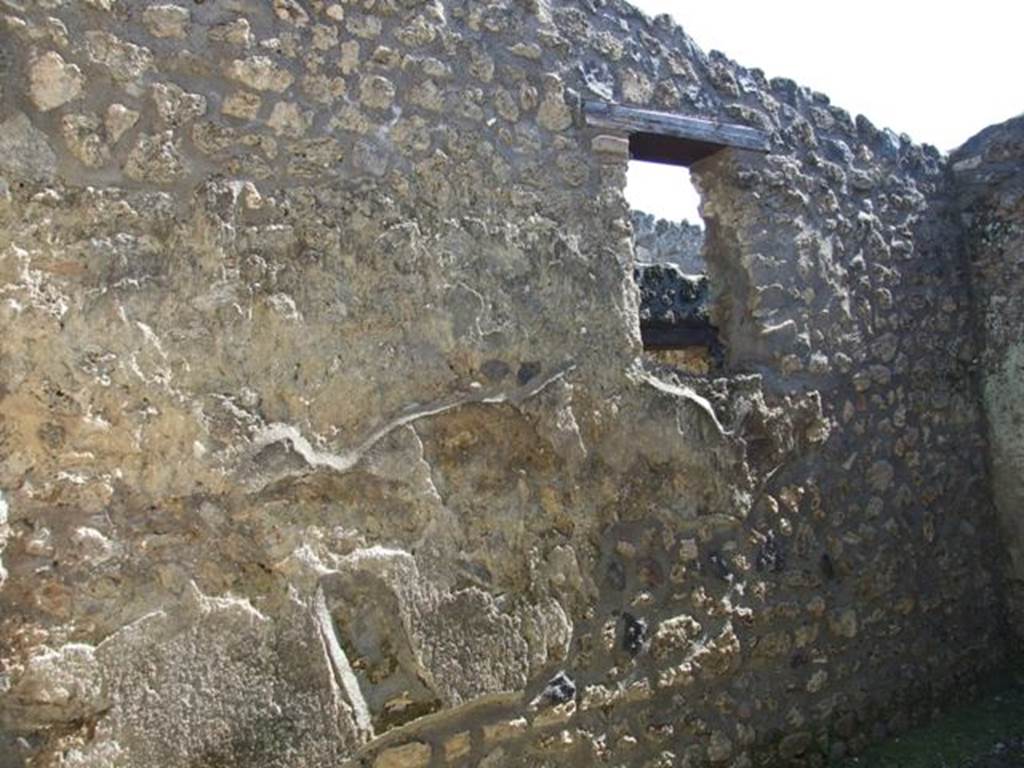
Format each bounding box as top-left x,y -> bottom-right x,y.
839,675 -> 1024,767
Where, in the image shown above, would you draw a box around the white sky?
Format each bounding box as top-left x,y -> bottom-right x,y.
625,0 -> 1023,222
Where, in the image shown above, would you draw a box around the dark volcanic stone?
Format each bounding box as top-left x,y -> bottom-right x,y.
820,553 -> 837,581
622,612 -> 648,656
756,530 -> 786,573
539,671 -> 576,705
634,264 -> 720,352
517,361 -> 542,385
708,552 -> 732,581
635,264 -> 710,329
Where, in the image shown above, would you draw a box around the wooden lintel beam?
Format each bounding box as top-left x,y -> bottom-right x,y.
583,101 -> 771,154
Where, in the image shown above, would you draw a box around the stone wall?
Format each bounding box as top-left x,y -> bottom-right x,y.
954,115 -> 1024,643
631,210 -> 705,272
0,2 -> 1011,767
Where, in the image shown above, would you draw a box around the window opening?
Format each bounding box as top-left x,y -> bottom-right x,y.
627,162 -> 718,372
585,101 -> 771,373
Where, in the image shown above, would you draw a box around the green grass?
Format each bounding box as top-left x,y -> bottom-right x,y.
838,681 -> 1024,768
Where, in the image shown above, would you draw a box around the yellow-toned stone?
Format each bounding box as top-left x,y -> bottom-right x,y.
373,741 -> 431,768
443,731 -> 472,761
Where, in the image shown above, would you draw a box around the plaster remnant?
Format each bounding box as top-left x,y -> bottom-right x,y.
0,3 -> 1016,767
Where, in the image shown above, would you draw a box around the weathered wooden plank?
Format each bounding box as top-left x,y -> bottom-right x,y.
583,101 -> 771,153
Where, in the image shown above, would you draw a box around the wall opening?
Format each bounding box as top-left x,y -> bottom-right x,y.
585,102 -> 772,373
626,160 -> 721,373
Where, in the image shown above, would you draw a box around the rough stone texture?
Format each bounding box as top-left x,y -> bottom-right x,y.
142,5 -> 191,40
28,52 -> 84,112
105,104 -> 139,145
0,114 -> 57,182
632,210 -> 706,271
954,115 -> 1024,643
227,55 -> 295,92
0,2 -> 1014,767
634,264 -> 718,364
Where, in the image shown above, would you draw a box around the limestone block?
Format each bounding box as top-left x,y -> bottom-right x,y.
143,4 -> 190,39
621,68 -> 654,105
273,0 -> 310,26
124,131 -> 188,183
537,76 -> 572,131
105,103 -> 139,143
151,82 -> 207,126
592,134 -> 629,163
267,101 -> 308,137
86,31 -> 154,81
651,613 -> 702,660
227,56 -> 295,92
61,113 -> 110,167
223,91 -> 262,120
347,14 -> 382,39
360,74 -> 396,110
29,51 -> 83,111
209,18 -> 254,48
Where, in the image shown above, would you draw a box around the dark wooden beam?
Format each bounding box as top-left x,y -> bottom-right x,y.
583,101 -> 771,166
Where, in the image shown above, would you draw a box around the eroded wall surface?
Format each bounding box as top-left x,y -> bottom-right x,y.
0,1 -> 1008,767
954,115 -> 1024,640
630,211 -> 704,271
